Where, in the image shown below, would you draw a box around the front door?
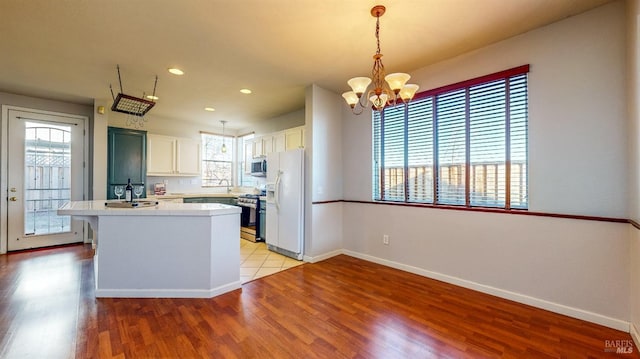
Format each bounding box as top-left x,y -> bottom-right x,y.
7,109 -> 85,251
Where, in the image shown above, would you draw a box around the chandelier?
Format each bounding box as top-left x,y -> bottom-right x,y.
342,5 -> 419,114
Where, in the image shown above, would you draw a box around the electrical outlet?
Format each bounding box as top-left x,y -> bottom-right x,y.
383,234 -> 389,245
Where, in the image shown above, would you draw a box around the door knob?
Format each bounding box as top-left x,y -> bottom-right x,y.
9,197 -> 17,201
10,187 -> 16,192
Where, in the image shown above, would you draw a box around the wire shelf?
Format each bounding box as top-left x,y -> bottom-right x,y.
111,93 -> 155,117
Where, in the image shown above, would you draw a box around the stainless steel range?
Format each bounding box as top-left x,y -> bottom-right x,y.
236,194 -> 262,242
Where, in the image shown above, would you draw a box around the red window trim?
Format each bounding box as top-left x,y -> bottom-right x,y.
413,65 -> 530,101
311,200 -> 628,225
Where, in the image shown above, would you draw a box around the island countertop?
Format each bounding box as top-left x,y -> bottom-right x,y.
58,200 -> 242,298
59,200 -> 241,217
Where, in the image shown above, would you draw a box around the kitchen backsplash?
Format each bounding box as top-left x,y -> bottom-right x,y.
147,176 -> 266,194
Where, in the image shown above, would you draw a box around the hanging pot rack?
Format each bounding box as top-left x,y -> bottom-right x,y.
109,65 -> 158,117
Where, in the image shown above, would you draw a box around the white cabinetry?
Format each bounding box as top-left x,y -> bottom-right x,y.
284,126 -> 304,150
262,136 -> 274,156
252,136 -> 264,158
251,135 -> 277,157
244,141 -> 253,174
147,134 -> 201,176
274,132 -> 286,152
249,125 -> 305,160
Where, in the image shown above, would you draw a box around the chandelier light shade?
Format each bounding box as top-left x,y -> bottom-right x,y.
347,77 -> 372,96
399,84 -> 420,102
384,73 -> 411,93
343,5 -> 419,114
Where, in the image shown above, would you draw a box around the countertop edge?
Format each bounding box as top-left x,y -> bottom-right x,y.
58,201 -> 242,217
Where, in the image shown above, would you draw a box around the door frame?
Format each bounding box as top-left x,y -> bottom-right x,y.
1,105 -> 89,254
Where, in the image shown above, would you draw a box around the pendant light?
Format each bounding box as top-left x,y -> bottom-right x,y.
220,120 -> 227,153
342,5 -> 419,114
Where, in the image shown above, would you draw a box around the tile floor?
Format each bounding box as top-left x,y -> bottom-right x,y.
240,239 -> 304,283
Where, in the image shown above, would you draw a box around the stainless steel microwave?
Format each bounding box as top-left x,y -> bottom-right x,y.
250,156 -> 267,177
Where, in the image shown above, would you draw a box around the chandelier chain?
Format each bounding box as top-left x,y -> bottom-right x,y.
375,16 -> 381,55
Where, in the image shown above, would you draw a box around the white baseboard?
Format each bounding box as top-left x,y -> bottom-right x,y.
303,249 -> 343,263
341,249 -> 630,332
95,281 -> 242,298
631,323 -> 640,350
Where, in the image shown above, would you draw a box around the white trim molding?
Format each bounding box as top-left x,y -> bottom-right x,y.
95,281 -> 242,298
316,248 -> 632,332
631,323 -> 640,351
303,249 -> 343,263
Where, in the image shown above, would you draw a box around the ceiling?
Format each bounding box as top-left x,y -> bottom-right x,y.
0,0 -> 613,130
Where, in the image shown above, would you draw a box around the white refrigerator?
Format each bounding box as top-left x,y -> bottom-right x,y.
265,148 -> 304,260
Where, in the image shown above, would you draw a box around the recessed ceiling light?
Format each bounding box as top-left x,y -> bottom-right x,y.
240,88 -> 252,94
146,95 -> 159,100
204,107 -> 215,112
168,68 -> 184,75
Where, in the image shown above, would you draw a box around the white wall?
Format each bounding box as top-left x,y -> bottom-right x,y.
627,0 -> 640,344
303,84 -> 344,259
341,1 -> 631,329
107,111 -> 215,140
343,203 -> 629,328
92,100 -> 108,200
243,109 -> 305,137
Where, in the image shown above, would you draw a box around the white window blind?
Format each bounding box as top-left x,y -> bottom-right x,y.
469,80 -> 506,207
382,107 -> 405,201
372,66 -> 529,210
509,75 -> 528,209
436,89 -> 467,205
407,97 -> 434,203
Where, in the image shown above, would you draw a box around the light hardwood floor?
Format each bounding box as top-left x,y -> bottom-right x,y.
0,243 -> 638,358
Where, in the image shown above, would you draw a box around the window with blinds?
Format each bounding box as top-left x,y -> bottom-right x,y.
372,65 -> 529,209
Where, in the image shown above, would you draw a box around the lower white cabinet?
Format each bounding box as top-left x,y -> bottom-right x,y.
147,134 -> 201,176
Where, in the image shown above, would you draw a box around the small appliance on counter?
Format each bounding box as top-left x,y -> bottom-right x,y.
154,183 -> 166,195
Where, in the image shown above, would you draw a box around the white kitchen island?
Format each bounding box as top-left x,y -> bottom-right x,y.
58,200 -> 241,298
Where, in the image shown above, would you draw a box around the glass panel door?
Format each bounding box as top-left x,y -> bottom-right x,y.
24,122 -> 72,235
7,109 -> 84,251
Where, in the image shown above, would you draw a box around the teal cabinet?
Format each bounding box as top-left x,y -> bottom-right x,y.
107,127 -> 147,199
183,197 -> 237,205
182,197 -> 206,204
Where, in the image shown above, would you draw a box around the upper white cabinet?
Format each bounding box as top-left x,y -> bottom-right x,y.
249,125 -> 305,159
274,132 -> 286,152
147,134 -> 201,176
244,141 -> 253,174
262,136 -> 274,156
176,138 -> 201,175
284,126 -> 305,150
252,136 -> 264,158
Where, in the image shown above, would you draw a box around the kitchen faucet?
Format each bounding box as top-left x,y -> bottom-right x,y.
218,179 -> 231,193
